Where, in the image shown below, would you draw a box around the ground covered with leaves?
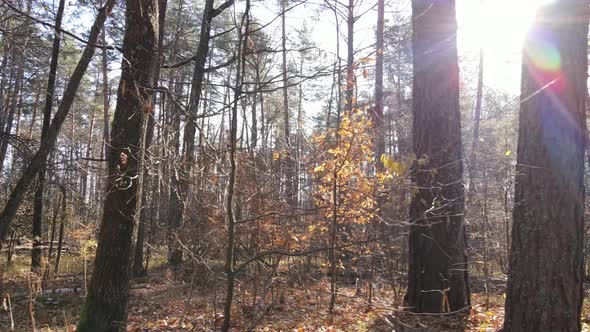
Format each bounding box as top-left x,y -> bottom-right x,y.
3,261 -> 590,331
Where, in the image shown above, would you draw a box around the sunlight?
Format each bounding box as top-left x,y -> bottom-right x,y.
458,0 -> 554,56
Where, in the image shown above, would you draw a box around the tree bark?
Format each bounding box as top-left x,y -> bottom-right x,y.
405,0 -> 468,313
503,2 -> 588,331
76,0 -> 159,330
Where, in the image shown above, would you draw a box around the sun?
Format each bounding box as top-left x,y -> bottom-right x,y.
457,0 -> 553,57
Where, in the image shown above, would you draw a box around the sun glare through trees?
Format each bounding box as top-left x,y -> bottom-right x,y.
0,0 -> 588,331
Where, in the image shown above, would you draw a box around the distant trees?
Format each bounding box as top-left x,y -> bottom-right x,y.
0,0 -> 116,247
405,0 -> 469,313
503,1 -> 589,331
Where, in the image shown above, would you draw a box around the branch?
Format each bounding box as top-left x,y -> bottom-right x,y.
0,0 -> 121,52
211,0 -> 235,17
236,235 -> 395,272
204,56 -> 236,72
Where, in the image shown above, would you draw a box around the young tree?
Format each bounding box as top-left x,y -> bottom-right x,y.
31,0 -> 67,272
503,2 -> 588,330
281,0 -> 296,209
405,0 -> 469,313
373,0 -> 384,166
76,0 -> 160,329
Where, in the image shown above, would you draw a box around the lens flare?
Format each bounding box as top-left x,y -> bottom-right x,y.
525,34 -> 561,72
523,27 -> 566,92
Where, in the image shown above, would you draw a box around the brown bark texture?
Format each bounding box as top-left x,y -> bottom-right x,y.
504,2 -> 589,331
406,0 -> 469,313
76,0 -> 159,330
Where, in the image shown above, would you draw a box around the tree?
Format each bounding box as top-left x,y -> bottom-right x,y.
405,0 -> 469,313
167,0 -> 234,266
76,0 -> 160,329
281,0 -> 296,209
373,0 -> 384,167
221,1 -> 249,331
468,37 -> 484,196
503,1 -> 588,331
31,0 -> 67,272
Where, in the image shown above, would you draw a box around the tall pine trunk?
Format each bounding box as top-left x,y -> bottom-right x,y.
503,2 -> 588,331
405,0 -> 468,313
76,0 -> 159,329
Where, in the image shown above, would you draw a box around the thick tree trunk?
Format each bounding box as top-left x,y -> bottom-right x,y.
76,0 -> 159,330
405,0 -> 468,313
32,0 -> 66,272
0,0 -> 116,242
503,2 -> 588,331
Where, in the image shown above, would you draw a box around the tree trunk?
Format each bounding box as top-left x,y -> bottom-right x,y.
345,0 -> 354,114
100,21 -> 110,160
0,0 -> 116,242
405,0 -> 468,313
32,0 -> 66,272
373,0 -> 384,169
468,46 -> 484,196
503,2 -> 588,331
76,0 -> 159,329
162,0 -> 183,265
221,2 -> 249,330
132,0 -> 167,277
281,0 -> 296,208
168,0 -> 232,266
53,187 -> 66,274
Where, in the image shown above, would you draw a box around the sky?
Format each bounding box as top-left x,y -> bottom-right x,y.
62,0 -> 553,124
253,0 -> 551,94
66,0 -> 550,94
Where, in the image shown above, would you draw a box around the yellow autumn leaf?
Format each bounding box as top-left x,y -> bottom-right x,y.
314,165 -> 325,173
381,154 -> 395,170
505,150 -> 512,156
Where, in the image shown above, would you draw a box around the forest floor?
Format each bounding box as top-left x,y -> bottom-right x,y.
1,255 -> 590,332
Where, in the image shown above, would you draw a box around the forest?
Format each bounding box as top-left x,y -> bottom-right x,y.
0,0 -> 588,330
